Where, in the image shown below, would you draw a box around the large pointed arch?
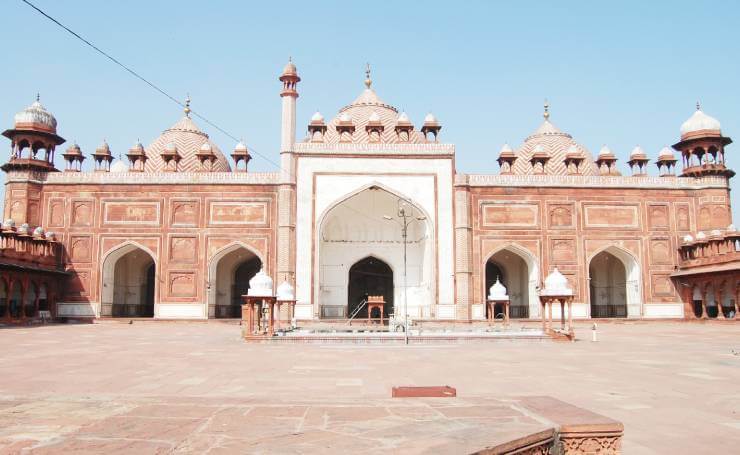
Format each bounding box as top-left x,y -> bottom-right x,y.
483,243 -> 541,319
316,183 -> 434,319
587,245 -> 642,318
100,241 -> 157,318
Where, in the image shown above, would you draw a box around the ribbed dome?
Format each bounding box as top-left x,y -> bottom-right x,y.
144,116 -> 230,172
680,107 -> 721,137
512,118 -> 598,175
248,268 -> 274,297
14,97 -> 57,133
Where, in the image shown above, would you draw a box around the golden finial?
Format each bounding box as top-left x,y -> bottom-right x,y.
543,99 -> 550,120
184,94 -> 191,117
364,63 -> 372,89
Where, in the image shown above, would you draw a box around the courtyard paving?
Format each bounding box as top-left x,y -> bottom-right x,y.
0,320 -> 737,454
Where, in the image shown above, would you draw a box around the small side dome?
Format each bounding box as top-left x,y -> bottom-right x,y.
96,140 -> 111,155
683,234 -> 694,243
696,231 -> 707,240
110,159 -> 129,173
199,142 -> 212,152
276,280 -> 295,301
164,142 -> 178,153
18,223 -> 30,235
710,229 -> 722,237
368,111 -> 381,123
33,226 -> 45,238
130,140 -> 144,153
424,112 -> 438,124
598,145 -> 613,157
248,268 -> 274,297
727,224 -> 736,232
339,112 -> 353,123
311,111 -> 324,123
3,219 -> 15,229
65,142 -> 82,155
499,143 -> 513,154
658,146 -> 674,159
45,231 -> 55,240
630,145 -> 646,159
282,60 -> 297,76
397,112 -> 411,125
234,141 -> 248,152
680,104 -> 721,136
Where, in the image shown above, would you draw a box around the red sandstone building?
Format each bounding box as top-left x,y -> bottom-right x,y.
1,62 -> 737,324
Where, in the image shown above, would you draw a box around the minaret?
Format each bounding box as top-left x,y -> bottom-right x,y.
673,102 -> 733,178
279,58 -> 300,156
276,58 -> 300,305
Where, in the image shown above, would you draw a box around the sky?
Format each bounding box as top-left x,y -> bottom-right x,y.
2,0 -> 739,217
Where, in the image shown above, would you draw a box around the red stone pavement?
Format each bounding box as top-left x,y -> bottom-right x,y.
0,320 -> 738,453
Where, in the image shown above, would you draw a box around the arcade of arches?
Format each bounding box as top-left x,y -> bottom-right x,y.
0,274 -> 54,322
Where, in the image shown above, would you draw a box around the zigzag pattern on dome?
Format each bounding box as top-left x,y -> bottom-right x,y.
144,116 -> 231,172
511,118 -> 598,176
315,87 -> 426,145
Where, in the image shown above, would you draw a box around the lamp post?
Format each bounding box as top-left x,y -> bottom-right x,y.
384,199 -> 426,345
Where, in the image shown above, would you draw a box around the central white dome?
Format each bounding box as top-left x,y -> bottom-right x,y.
680,108 -> 721,136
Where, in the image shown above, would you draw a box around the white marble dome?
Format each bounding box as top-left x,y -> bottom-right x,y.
424,112 -> 438,124
683,234 -> 694,243
248,268 -> 274,297
696,231 -> 707,240
681,107 -> 721,137
630,145 -> 646,158
598,145 -> 613,157
18,223 -> 29,235
33,226 -> 45,237
311,111 -> 324,123
276,280 -> 295,301
658,146 -> 675,159
541,267 -> 573,296
14,97 -> 57,133
499,143 -> 513,154
110,159 -> 129,173
488,278 -> 509,301
3,219 -> 15,229
727,224 -> 736,232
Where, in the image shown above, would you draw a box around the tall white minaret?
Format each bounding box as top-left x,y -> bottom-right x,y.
279,58 -> 300,169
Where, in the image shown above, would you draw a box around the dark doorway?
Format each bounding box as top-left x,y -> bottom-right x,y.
220,256 -> 261,318
348,257 -> 393,319
111,251 -> 155,318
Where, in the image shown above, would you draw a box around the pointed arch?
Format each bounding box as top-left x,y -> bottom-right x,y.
587,244 -> 641,318
100,241 -> 157,318
207,241 -> 264,319
483,243 -> 541,319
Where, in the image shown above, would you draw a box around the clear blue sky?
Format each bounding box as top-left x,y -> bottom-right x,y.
2,0 -> 739,218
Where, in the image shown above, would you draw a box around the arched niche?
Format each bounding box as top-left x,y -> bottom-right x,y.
100,243 -> 156,318
484,245 -> 540,319
588,246 -> 641,318
207,243 -> 263,319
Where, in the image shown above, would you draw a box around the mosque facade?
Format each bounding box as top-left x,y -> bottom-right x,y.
1,61 -> 737,323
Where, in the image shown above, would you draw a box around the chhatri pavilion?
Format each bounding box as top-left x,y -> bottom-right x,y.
0,61 -> 737,323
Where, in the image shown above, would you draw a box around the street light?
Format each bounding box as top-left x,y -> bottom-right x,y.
384,198 -> 426,345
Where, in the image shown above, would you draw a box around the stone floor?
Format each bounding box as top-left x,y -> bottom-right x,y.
0,320 -> 738,454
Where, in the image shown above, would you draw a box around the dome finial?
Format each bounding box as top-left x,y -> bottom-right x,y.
696,100 -> 701,111
184,94 -> 191,117
543,98 -> 550,120
364,62 -> 372,89
36,92 -> 40,102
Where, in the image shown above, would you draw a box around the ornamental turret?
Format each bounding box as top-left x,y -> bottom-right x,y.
62,142 -> 85,172
563,144 -> 585,175
421,112 -> 441,142
627,145 -> 649,176
673,103 -> 733,178
595,145 -> 620,176
308,111 -> 327,142
126,139 -> 147,172
92,140 -> 113,172
655,146 -> 678,176
497,143 -> 516,174
231,140 -> 251,172
2,95 -> 63,172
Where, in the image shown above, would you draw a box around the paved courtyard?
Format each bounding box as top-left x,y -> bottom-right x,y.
0,320 -> 738,454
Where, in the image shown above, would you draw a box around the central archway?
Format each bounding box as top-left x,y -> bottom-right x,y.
318,184 -> 433,319
348,256 -> 394,319
207,244 -> 263,319
100,243 -> 156,318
